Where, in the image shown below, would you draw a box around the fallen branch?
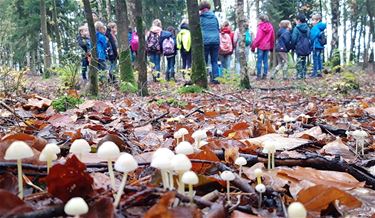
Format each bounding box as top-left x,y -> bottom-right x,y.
250,86 -> 297,91
133,112 -> 169,128
13,205 -> 65,218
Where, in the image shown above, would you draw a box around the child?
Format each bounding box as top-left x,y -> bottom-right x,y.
291,14 -> 311,79
146,19 -> 163,81
310,14 -> 327,78
77,25 -> 91,80
219,21 -> 234,73
106,22 -> 118,82
95,21 -> 108,72
271,20 -> 292,80
176,20 -> 191,77
251,14 -> 275,80
161,26 -> 177,81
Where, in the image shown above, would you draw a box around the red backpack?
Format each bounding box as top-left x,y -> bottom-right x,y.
219,33 -> 233,55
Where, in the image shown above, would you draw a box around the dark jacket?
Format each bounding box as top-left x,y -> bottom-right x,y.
105,28 -> 118,61
310,22 -> 327,49
291,23 -> 310,47
200,11 -> 220,45
275,28 -> 291,52
160,30 -> 177,56
77,35 -> 91,54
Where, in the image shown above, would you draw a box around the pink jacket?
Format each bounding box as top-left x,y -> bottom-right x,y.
251,21 -> 275,51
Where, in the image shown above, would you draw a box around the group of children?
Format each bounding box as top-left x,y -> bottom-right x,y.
77,2 -> 327,84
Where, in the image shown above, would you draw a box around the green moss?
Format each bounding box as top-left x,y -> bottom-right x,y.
178,85 -> 204,94
52,95 -> 83,112
120,81 -> 138,93
156,98 -> 187,108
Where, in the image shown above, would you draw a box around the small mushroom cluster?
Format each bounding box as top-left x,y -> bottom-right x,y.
347,130 -> 368,155
262,140 -> 276,170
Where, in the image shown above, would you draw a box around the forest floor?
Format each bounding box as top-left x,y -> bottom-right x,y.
0,68 -> 375,217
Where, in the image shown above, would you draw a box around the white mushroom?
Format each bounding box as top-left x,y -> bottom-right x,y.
5,141 -> 34,199
352,130 -> 368,155
234,157 -> 247,177
64,197 -> 89,217
288,202 -> 307,218
263,140 -> 276,170
174,131 -> 183,144
178,128 -> 189,141
97,141 -> 121,190
171,154 -> 192,193
254,168 -> 263,185
69,139 -> 91,160
220,171 -> 235,203
151,148 -> 175,190
255,183 -> 266,208
39,143 -> 60,173
192,130 -> 207,149
181,171 -> 199,203
114,153 -> 138,207
175,141 -> 194,155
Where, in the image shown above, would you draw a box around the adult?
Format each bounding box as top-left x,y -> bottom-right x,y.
251,14 -> 275,80
310,13 -> 327,78
199,1 -> 220,84
292,14 -> 310,79
106,22 -> 118,82
177,20 -> 192,77
146,19 -> 163,81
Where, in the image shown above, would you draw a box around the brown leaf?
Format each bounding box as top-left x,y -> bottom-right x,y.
297,185 -> 361,212
170,206 -> 202,218
83,196 -> 114,218
23,96 -> 52,110
144,192 -> 175,218
0,173 -> 18,194
243,134 -> 310,151
0,189 -> 33,215
189,146 -> 220,174
48,114 -> 75,128
252,120 -> 276,137
320,138 -> 356,162
204,111 -> 219,117
231,210 -> 260,218
323,105 -> 340,117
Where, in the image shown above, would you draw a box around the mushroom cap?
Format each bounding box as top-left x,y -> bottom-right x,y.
39,143 -> 60,161
175,141 -> 194,155
299,113 -> 306,117
152,148 -> 174,160
283,115 -> 290,122
181,171 -> 199,185
97,141 -> 120,161
69,139 -> 91,155
278,126 -> 287,134
114,153 -> 138,173
151,156 -> 172,170
192,130 -> 207,140
287,202 -> 307,218
343,113 -> 348,118
234,157 -> 247,166
220,171 -> 235,181
178,128 -> 189,135
5,141 -> 34,160
255,183 -> 266,193
262,140 -> 276,153
259,114 -> 265,120
254,168 -> 263,177
174,131 -> 183,139
64,197 -> 89,216
358,130 -> 368,137
171,154 -> 192,171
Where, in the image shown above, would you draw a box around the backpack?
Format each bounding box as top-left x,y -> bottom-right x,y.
146,31 -> 160,53
318,31 -> 327,46
130,32 -> 139,52
295,30 -> 311,56
162,37 -> 175,57
245,30 -> 252,46
219,33 -> 233,55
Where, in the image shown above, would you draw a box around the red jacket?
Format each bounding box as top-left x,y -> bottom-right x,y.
251,21 -> 275,51
220,26 -> 235,46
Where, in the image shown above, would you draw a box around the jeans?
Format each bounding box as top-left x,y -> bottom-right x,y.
296,56 -> 307,79
166,56 -> 175,80
181,49 -> 191,69
81,57 -> 89,80
149,52 -> 161,79
109,59 -> 117,82
256,49 -> 269,78
219,54 -> 231,74
312,49 -> 323,77
235,47 -> 250,74
204,44 -> 219,82
271,52 -> 288,79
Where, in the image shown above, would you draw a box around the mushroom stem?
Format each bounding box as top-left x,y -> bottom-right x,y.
178,173 -> 184,194
257,176 -> 262,185
239,166 -> 243,177
226,180 -> 230,203
182,135 -> 185,142
188,184 -> 193,204
271,152 -> 275,169
17,159 -> 23,199
355,140 -> 358,155
267,152 -> 271,170
168,170 -> 174,190
176,138 -> 180,145
107,160 -> 115,190
258,193 -> 262,208
114,173 -> 128,208
46,158 -> 52,174
161,170 -> 169,190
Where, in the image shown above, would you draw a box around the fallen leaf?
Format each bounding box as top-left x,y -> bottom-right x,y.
144,192 -> 175,218
189,146 -> 220,173
320,138 -> 356,162
0,190 -> 33,215
170,206 -> 202,218
84,196 -> 114,218
0,173 -> 18,194
231,210 -> 260,218
243,134 -> 310,151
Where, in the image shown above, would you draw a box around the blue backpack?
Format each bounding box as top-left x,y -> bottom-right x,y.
245,30 -> 252,46
296,30 -> 311,56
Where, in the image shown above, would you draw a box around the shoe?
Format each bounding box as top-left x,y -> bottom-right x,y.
317,74 -> 323,78
211,80 -> 220,84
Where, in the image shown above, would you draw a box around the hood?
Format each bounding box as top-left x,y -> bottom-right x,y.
296,23 -> 309,33
200,11 -> 216,19
162,30 -> 173,38
258,21 -> 273,33
221,26 -> 232,34
277,27 -> 288,37
180,23 -> 189,30
150,26 -> 162,34
316,22 -> 326,31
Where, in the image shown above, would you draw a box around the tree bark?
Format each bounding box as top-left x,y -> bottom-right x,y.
115,0 -> 134,84
366,0 -> 374,64
97,0 -> 103,19
40,0 -> 52,78
186,0 -> 208,88
106,0 -> 111,20
357,16 -> 364,63
52,0 -> 62,64
134,0 -> 148,96
83,0 -> 99,97
236,0 -> 250,89
330,0 -> 340,61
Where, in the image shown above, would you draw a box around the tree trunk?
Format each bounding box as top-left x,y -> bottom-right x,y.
83,0 -> 99,97
255,0 -> 260,16
127,1 -> 136,28
40,0 -> 52,78
236,0 -> 250,88
186,0 -> 207,88
134,0 -> 148,96
213,0 -> 222,11
115,0 -> 134,84
366,0 -> 374,64
330,0 -> 340,61
97,0 -> 103,19
52,0 -> 62,64
357,16 -> 364,63
106,0 -> 111,20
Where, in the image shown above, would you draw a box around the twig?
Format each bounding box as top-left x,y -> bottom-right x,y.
133,112 -> 169,128
185,106 -> 204,118
0,100 -> 34,128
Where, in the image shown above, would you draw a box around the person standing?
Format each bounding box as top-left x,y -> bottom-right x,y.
310,13 -> 327,78
292,14 -> 311,79
219,21 -> 234,73
95,21 -> 108,72
161,26 -> 177,81
146,19 -> 163,81
77,25 -> 91,81
251,14 -> 275,80
176,20 -> 192,78
106,22 -> 118,83
199,1 -> 220,84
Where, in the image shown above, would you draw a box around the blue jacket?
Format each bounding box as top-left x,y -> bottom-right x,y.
275,28 -> 291,52
160,30 -> 177,56
96,32 -> 108,61
291,23 -> 310,47
200,11 -> 220,45
310,22 -> 326,49
77,35 -> 91,53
